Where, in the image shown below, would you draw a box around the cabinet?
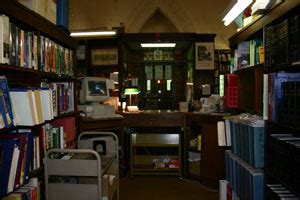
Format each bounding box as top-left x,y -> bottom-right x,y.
0,0 -> 77,198
122,111 -> 185,178
185,113 -> 229,189
228,1 -> 300,199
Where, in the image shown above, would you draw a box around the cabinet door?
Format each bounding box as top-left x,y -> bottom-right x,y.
200,123 -> 226,188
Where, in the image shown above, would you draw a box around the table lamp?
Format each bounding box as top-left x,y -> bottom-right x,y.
124,88 -> 140,112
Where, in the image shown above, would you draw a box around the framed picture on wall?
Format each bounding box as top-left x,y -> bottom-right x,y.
195,42 -> 214,70
91,48 -> 118,66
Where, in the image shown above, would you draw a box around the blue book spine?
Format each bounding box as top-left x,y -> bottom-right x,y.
253,126 -> 265,168
237,123 -> 242,158
0,140 -> 16,196
225,151 -> 229,181
57,0 -> 68,29
20,132 -> 33,182
248,126 -> 254,166
252,171 -> 264,200
0,77 -> 14,128
230,121 -> 236,154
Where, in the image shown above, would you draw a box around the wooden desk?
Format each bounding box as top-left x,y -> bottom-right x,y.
121,111 -> 186,178
79,116 -> 125,169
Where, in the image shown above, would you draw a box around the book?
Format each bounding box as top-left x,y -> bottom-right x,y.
7,142 -> 20,193
10,88 -> 36,126
237,41 -> 250,69
33,89 -> 44,124
0,133 -> 28,188
9,22 -> 17,66
32,33 -> 38,70
56,0 -> 68,30
40,88 -> 53,121
0,15 -> 10,64
0,76 -> 14,128
51,117 -> 76,148
219,180 -> 228,200
20,30 -> 24,67
15,27 -> 21,66
217,121 -> 227,146
0,139 -> 17,196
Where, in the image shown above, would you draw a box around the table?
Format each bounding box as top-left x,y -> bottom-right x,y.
121,110 -> 186,179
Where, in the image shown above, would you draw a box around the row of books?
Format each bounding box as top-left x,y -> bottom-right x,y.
265,19 -> 289,68
290,12 -> 300,65
0,76 -> 75,128
266,72 -> 300,129
2,177 -> 41,200
0,15 -> 74,76
225,150 -> 264,200
0,131 -> 40,197
225,114 -> 265,168
40,35 -> 74,76
266,134 -> 300,197
265,183 -> 299,200
233,38 -> 263,71
42,117 -> 76,151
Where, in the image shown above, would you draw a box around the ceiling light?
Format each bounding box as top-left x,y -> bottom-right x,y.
222,0 -> 253,26
141,43 -> 176,48
70,31 -> 116,37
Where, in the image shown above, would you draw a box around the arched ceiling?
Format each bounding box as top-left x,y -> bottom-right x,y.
69,0 -> 237,49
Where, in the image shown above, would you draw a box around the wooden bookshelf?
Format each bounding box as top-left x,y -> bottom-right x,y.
0,0 -> 78,199
229,0 -> 300,48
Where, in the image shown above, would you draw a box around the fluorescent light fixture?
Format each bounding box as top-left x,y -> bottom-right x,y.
141,43 -> 176,48
222,0 -> 253,26
70,31 -> 116,37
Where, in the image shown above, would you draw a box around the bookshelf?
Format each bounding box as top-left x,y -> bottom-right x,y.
214,49 -> 232,94
0,0 -> 78,199
263,5 -> 300,198
227,1 -> 300,199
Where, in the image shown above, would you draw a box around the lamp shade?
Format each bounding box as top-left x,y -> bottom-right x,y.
124,88 -> 140,95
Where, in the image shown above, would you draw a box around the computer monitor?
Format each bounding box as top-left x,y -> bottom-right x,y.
79,77 -> 111,104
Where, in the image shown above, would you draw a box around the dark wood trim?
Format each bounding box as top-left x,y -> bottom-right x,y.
229,0 -> 300,48
0,64 -> 75,80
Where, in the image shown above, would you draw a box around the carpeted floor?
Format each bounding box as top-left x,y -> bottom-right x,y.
119,176 -> 219,200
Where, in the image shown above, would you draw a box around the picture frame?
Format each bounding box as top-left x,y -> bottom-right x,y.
195,42 -> 215,70
91,48 -> 118,66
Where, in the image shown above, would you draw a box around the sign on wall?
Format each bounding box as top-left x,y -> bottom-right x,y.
195,42 -> 215,70
91,48 -> 118,66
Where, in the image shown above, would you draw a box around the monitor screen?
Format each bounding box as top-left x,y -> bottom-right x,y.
79,77 -> 111,104
88,81 -> 107,96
